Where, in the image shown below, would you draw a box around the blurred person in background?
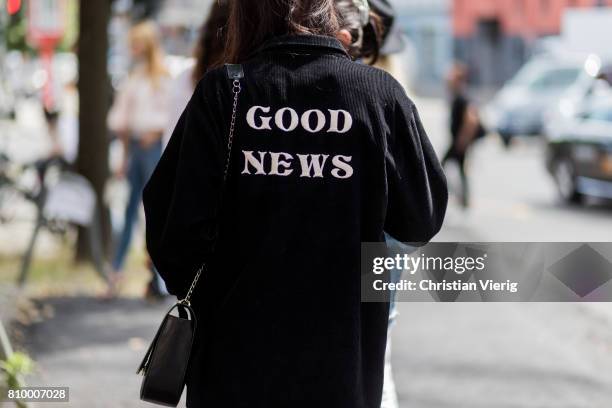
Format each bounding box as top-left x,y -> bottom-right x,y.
30,51 -> 80,193
107,21 -> 171,297
442,63 -> 484,209
43,101 -> 62,159
143,0 -> 447,406
40,53 -> 63,159
39,54 -> 79,165
142,1 -> 230,301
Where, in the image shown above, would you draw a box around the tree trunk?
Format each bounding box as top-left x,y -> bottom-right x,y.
75,0 -> 112,261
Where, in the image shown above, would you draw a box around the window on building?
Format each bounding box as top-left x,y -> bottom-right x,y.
478,18 -> 501,43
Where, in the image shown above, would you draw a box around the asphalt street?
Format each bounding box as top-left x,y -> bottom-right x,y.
390,97 -> 612,408
391,302 -> 612,408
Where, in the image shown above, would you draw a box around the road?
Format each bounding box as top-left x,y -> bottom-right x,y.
389,97 -> 612,408
7,96 -> 612,407
391,302 -> 612,408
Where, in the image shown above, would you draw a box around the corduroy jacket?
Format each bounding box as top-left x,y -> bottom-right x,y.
143,34 -> 448,408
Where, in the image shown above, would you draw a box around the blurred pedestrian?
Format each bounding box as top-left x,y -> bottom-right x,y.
443,63 -> 483,209
143,0 -> 447,407
139,1 -> 232,301
40,54 -> 62,159
35,52 -> 79,190
107,21 -> 171,297
39,55 -> 75,163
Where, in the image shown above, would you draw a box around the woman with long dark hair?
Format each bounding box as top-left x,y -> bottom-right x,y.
143,1 -> 447,406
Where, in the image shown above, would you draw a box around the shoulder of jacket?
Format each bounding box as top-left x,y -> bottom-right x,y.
381,70 -> 415,105
192,67 -> 227,100
344,62 -> 415,107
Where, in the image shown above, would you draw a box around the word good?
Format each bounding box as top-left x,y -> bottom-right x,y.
246,106 -> 353,133
241,151 -> 353,179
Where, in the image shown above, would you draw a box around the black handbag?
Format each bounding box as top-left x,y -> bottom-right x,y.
137,64 -> 244,407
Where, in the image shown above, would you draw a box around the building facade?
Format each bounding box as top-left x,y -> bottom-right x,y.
394,0 -> 452,95
453,0 -> 612,87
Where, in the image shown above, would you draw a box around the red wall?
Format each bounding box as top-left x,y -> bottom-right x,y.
454,0 -> 612,38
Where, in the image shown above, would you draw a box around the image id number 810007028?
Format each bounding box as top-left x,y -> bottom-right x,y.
4,387 -> 70,403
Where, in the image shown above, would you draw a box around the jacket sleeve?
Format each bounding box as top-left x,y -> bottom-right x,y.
143,77 -> 227,297
384,86 -> 448,244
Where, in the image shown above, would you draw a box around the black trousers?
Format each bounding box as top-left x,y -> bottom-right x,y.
442,146 -> 469,208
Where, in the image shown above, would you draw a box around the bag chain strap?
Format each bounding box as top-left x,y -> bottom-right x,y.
178,78 -> 242,307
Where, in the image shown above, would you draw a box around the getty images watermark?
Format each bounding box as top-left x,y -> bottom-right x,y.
361,243 -> 612,302
371,251 -> 519,293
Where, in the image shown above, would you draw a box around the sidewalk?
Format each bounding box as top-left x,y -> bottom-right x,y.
20,296 -> 178,408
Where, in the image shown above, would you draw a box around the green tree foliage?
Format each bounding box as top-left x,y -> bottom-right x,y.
0,352 -> 35,408
4,5 -> 31,53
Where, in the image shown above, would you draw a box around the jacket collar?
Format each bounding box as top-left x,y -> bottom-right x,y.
253,34 -> 350,59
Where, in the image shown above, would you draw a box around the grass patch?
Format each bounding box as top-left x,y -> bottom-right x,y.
0,243 -> 150,299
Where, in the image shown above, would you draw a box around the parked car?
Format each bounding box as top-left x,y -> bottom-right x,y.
544,54 -> 612,140
484,55 -> 583,146
546,96 -> 612,203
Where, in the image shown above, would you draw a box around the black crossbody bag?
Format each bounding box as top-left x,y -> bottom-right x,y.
136,64 -> 244,407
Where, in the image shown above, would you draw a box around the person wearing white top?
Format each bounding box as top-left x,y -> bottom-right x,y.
107,21 -> 171,296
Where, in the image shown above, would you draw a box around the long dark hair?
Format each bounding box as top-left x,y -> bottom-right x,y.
192,1 -> 231,85
225,0 -> 341,63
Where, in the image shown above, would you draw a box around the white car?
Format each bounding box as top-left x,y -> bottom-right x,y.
544,54 -> 612,141
484,55 -> 583,146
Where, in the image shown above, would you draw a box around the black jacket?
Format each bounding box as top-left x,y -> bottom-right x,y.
143,34 -> 447,408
